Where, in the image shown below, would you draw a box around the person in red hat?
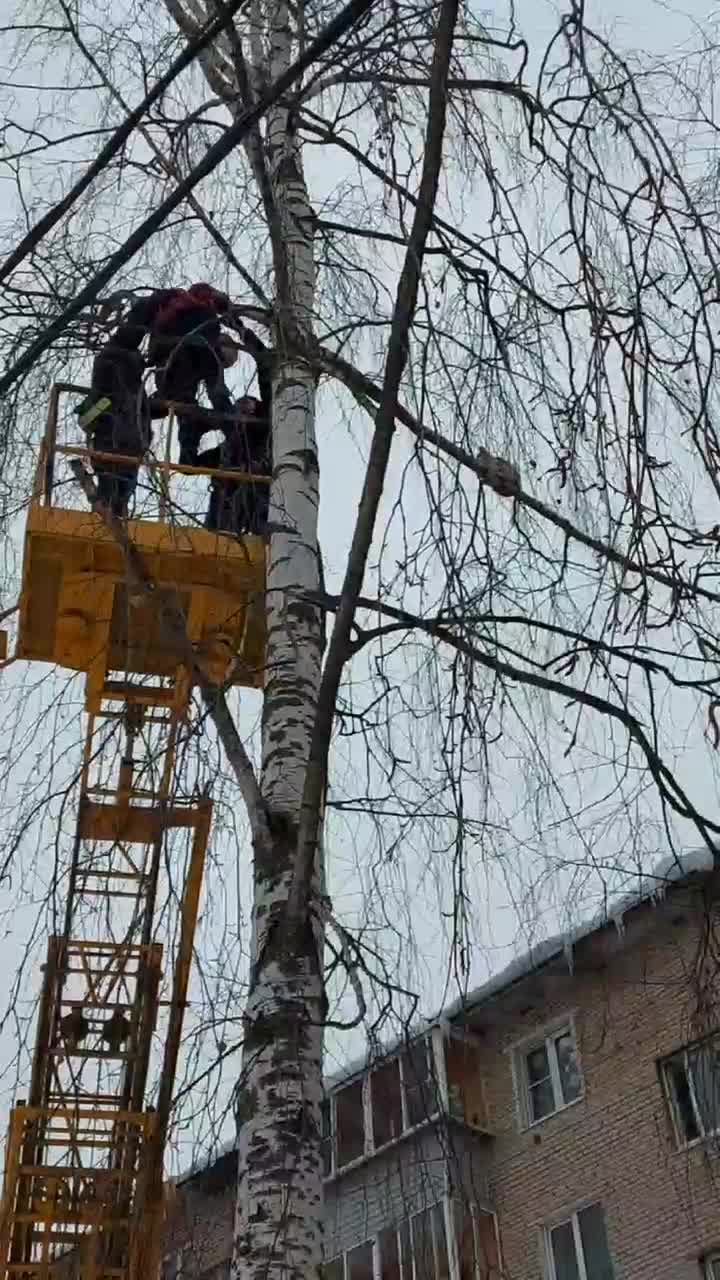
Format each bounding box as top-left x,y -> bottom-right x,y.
124,283 -> 235,464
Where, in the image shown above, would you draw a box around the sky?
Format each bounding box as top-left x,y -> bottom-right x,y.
0,0 -> 719,1172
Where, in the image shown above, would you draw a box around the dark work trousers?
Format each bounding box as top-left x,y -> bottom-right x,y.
89,414 -> 144,517
206,464 -> 269,537
154,337 -> 233,465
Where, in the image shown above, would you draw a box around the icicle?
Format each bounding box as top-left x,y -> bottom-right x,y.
652,876 -> 668,904
563,935 -> 575,974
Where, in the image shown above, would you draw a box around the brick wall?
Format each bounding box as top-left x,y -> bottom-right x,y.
470,874 -> 720,1279
163,872 -> 720,1280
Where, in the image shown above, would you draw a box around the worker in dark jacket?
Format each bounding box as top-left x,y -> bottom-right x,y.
77,322 -> 153,517
199,395 -> 271,537
199,323 -> 273,535
124,283 -> 235,464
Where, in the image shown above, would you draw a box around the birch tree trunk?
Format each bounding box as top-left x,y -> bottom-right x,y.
161,0 -> 327,1270
229,6 -> 325,1280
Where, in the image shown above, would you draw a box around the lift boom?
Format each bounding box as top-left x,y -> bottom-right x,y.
0,385 -> 267,1280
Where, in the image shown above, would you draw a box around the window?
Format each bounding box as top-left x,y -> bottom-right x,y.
323,1244 -> 373,1280
412,1206 -> 449,1280
662,1035 -> 720,1145
402,1040 -> 436,1129
327,1201 -> 501,1280
372,1057 -> 403,1147
546,1205 -> 614,1280
520,1024 -> 582,1124
335,1078 -> 365,1168
379,1205 -> 449,1280
324,1034 -> 443,1174
452,1201 -> 500,1280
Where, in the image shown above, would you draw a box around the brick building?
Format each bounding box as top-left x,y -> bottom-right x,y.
164,855 -> 720,1280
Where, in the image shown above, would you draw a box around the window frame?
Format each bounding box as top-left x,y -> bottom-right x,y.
324,1240 -> 375,1280
661,1034 -> 720,1148
399,1036 -> 437,1132
514,1017 -> 583,1128
324,1197 -> 500,1280
377,1201 -> 449,1280
451,1196 -> 502,1280
324,1031 -> 447,1176
544,1203 -> 612,1280
409,1203 -> 448,1280
334,1074 -> 369,1170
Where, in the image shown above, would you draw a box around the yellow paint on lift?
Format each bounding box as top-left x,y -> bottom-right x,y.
16,506 -> 266,691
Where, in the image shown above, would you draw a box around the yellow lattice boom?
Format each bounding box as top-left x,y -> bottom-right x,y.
0,384 -> 267,1280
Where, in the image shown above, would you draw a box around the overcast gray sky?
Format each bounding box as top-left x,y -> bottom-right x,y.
0,0 -> 718,1169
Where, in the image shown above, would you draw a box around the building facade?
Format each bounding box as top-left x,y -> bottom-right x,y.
164,861 -> 720,1280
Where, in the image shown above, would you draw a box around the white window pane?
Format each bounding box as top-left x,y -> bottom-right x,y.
550,1221 -> 581,1280
578,1205 -> 614,1280
690,1044 -> 720,1136
555,1031 -> 582,1104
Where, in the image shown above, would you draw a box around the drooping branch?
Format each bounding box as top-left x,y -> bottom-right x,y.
0,0 -> 375,398
313,588 -> 720,851
62,7 -> 269,306
0,0 -> 249,288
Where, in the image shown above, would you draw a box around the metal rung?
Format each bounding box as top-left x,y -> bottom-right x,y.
78,800 -> 204,842
69,888 -> 142,900
62,940 -> 150,954
100,683 -> 179,707
76,870 -> 144,882
57,995 -> 139,1007
5,1265 -> 126,1276
10,1216 -> 131,1231
88,786 -> 161,798
46,1095 -> 133,1107
49,1048 -> 130,1060
19,1166 -> 134,1181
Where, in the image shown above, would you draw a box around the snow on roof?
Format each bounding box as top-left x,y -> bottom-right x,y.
445,845 -> 714,1023
177,846 -> 715,1185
